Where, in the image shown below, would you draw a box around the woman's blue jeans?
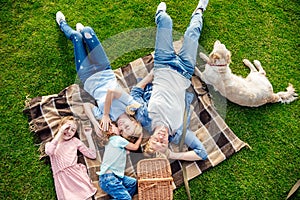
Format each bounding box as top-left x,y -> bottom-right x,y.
99,173 -> 137,200
154,11 -> 203,79
59,21 -> 111,83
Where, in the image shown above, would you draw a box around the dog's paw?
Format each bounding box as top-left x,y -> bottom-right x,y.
242,59 -> 251,65
253,60 -> 261,66
199,52 -> 210,63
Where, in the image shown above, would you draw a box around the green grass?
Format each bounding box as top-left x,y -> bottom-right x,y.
1,0 -> 299,199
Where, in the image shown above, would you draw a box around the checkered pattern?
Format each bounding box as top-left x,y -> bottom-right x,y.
24,43 -> 247,199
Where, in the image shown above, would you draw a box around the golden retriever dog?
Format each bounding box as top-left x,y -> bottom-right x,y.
197,40 -> 298,107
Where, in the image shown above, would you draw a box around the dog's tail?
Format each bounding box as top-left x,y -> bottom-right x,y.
274,83 -> 298,104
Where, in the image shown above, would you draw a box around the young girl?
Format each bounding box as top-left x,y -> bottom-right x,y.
41,116 -> 97,200
97,122 -> 143,199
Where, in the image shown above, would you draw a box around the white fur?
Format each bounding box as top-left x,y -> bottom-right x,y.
198,40 -> 298,107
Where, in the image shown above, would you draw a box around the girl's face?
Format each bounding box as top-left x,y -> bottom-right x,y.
117,118 -> 136,138
62,120 -> 77,141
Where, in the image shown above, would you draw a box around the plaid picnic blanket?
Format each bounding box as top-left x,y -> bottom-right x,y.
24,41 -> 248,199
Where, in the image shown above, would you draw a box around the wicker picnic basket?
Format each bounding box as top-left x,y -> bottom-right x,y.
137,158 -> 173,200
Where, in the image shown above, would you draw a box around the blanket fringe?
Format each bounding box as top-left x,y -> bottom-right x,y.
29,121 -> 37,133
244,142 -> 252,150
24,95 -> 32,108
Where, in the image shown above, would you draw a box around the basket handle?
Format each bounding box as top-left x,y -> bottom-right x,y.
138,177 -> 173,183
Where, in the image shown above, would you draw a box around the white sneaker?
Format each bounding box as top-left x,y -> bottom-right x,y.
56,11 -> 65,25
192,0 -> 209,15
156,2 -> 166,14
76,23 -> 84,32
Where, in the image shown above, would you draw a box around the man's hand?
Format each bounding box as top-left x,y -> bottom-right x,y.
149,140 -> 168,154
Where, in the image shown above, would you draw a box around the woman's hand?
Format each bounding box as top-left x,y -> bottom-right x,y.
100,115 -> 111,131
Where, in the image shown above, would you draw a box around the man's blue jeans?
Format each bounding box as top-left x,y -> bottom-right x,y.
154,11 -> 203,79
59,22 -> 111,83
99,173 -> 137,200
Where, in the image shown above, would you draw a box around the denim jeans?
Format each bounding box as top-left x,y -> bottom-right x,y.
99,173 -> 137,200
59,22 -> 111,83
154,11 -> 203,79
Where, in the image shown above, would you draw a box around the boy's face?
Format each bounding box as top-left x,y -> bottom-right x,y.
117,117 -> 136,138
109,124 -> 120,135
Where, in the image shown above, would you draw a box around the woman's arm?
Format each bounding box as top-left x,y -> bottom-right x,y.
101,89 -> 122,131
83,103 -> 102,138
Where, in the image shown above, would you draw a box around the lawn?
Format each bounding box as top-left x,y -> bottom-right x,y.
0,0 -> 299,199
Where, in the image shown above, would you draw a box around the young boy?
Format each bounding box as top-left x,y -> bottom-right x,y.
97,123 -> 143,199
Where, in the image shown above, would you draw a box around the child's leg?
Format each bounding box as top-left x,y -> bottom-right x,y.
154,7 -> 176,67
99,174 -> 132,199
59,21 -> 89,72
81,27 -> 111,71
178,12 -> 203,78
122,175 -> 137,197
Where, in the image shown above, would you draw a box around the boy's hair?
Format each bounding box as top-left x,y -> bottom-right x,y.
99,121 -> 117,146
38,116 -> 77,159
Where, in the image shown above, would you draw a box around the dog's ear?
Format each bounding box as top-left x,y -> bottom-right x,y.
214,40 -> 221,47
199,52 -> 210,63
226,51 -> 232,64
210,52 -> 220,63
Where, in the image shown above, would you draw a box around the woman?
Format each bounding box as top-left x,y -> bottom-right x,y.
55,12 -> 151,140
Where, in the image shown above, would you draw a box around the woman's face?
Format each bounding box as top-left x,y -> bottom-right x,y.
62,120 -> 77,141
117,117 -> 136,138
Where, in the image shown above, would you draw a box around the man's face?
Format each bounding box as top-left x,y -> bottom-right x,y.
152,126 -> 169,144
147,126 -> 169,153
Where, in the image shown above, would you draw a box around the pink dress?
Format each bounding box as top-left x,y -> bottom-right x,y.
45,137 -> 97,200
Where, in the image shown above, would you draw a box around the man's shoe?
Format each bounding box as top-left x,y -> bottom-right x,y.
192,0 -> 209,16
156,2 -> 166,15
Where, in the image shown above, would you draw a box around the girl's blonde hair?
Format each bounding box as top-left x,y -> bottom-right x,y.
38,116 -> 77,159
